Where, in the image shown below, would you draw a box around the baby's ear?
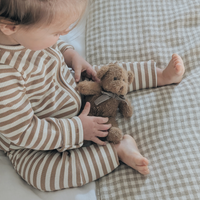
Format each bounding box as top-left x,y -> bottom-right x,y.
0,23 -> 18,35
97,65 -> 110,79
128,71 -> 134,84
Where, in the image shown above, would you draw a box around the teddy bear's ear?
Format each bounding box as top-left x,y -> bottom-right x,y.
128,71 -> 134,84
97,65 -> 110,79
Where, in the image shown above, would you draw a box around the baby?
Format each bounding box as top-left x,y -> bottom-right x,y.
0,0 -> 184,191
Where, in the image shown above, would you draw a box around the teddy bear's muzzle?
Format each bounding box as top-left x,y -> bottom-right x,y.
118,85 -> 128,95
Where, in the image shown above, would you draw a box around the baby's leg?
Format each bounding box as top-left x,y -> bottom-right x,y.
7,144 -> 120,191
157,54 -> 185,86
93,61 -> 157,92
8,136 -> 149,191
114,135 -> 149,175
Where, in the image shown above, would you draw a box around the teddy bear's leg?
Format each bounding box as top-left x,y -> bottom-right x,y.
106,117 -> 123,144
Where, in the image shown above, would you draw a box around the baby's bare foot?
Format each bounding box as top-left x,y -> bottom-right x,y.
162,54 -> 185,84
114,135 -> 149,175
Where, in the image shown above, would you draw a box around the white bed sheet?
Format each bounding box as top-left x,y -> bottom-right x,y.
0,5 -> 97,200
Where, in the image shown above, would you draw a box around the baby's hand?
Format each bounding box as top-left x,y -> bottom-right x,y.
79,102 -> 111,145
63,49 -> 99,82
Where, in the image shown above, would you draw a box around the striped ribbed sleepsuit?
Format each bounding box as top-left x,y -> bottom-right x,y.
0,40 -> 157,191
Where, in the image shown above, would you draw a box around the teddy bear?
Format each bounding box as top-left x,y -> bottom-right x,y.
77,63 -> 134,144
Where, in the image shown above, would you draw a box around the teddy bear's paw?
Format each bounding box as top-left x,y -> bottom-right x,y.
107,127 -> 123,144
123,108 -> 133,118
77,81 -> 101,95
119,100 -> 133,118
76,82 -> 88,94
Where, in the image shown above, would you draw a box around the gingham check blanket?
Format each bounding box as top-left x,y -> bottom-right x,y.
86,0 -> 200,200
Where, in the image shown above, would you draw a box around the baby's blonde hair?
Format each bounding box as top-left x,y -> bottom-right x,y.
0,0 -> 87,27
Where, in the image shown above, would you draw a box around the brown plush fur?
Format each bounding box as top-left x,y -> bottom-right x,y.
77,63 -> 134,144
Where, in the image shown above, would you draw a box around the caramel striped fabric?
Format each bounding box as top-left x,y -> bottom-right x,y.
0,40 -> 83,152
7,142 -> 119,191
0,39 -> 157,191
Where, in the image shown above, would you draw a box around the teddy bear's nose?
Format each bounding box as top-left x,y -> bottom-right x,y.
120,86 -> 124,91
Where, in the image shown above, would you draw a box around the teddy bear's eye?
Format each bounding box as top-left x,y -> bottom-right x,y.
123,79 -> 125,81
114,77 -> 117,80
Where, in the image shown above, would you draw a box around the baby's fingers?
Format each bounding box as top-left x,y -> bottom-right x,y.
94,117 -> 109,124
89,70 -> 100,82
74,70 -> 81,82
96,130 -> 108,138
96,123 -> 111,131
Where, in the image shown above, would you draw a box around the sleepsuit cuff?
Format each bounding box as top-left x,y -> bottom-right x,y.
57,116 -> 84,152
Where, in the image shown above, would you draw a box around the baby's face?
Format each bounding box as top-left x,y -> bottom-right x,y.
11,14 -> 79,51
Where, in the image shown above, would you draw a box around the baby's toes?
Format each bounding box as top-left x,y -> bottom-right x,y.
173,54 -> 183,65
142,157 -> 149,166
175,63 -> 183,74
137,165 -> 150,175
133,155 -> 148,167
172,54 -> 181,65
172,53 -> 180,60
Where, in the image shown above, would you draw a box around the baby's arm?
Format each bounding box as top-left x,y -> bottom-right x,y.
63,48 -> 99,82
57,39 -> 99,83
0,68 -> 84,152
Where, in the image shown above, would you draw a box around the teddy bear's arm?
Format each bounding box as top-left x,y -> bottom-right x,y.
77,81 -> 102,95
119,99 -> 133,118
